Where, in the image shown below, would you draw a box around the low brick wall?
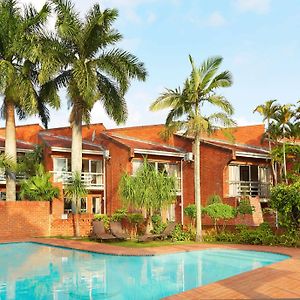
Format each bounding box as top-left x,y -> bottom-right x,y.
0,200 -> 94,238
0,201 -> 51,238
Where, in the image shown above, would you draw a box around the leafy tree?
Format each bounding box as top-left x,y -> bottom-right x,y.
17,145 -> 43,177
150,55 -> 235,241
270,181 -> 300,230
19,164 -> 59,201
254,100 -> 280,184
119,160 -> 176,233
48,0 -> 147,180
0,0 -> 59,201
203,203 -> 235,232
64,171 -> 88,237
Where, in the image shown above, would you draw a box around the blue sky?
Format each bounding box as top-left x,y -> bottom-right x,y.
6,0 -> 300,129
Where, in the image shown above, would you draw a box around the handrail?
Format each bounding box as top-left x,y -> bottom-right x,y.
228,180 -> 270,198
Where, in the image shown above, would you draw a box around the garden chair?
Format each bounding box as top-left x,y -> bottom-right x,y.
138,222 -> 176,242
110,221 -> 130,240
91,220 -> 117,242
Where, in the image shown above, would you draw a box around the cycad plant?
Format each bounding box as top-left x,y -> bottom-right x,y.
150,55 -> 235,241
0,0 -> 60,201
19,164 -> 60,201
47,0 -> 147,178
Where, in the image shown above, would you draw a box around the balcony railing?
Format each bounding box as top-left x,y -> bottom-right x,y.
0,172 -> 26,184
229,181 -> 271,198
51,171 -> 104,190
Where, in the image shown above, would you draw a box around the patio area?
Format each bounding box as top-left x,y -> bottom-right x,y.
1,238 -> 300,299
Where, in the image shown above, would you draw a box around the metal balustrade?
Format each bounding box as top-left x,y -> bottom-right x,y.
229,181 -> 271,198
0,172 -> 26,184
51,171 -> 104,190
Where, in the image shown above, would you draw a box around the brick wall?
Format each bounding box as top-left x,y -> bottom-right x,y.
0,200 -> 94,238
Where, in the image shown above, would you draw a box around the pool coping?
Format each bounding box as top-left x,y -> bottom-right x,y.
1,238 -> 300,299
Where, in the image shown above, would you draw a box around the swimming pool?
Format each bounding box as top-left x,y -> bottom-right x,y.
0,242 -> 288,300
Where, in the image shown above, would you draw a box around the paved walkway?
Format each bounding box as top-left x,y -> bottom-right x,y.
1,238 -> 300,299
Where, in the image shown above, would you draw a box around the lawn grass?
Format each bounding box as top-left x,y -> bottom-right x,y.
49,236 -> 198,248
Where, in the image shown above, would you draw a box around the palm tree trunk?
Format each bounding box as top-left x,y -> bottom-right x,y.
194,135 -> 202,242
70,105 -> 83,237
268,134 -> 277,185
282,127 -> 288,184
5,100 -> 17,201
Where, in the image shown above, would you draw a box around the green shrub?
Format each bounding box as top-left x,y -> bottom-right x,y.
184,204 -> 196,226
111,208 -> 128,222
203,203 -> 235,231
236,198 -> 254,216
93,214 -> 110,230
171,224 -> 192,242
270,181 -> 300,230
151,214 -> 167,234
207,194 -> 222,205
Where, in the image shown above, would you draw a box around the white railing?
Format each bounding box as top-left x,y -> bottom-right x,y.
51,171 -> 104,190
0,172 -> 26,184
229,181 -> 271,198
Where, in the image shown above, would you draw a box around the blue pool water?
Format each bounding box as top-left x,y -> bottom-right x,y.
0,242 -> 288,300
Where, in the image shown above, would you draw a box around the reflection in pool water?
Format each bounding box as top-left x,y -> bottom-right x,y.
0,242 -> 288,299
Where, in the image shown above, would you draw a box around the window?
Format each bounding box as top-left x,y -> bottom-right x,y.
53,158 -> 71,182
228,164 -> 271,197
63,197 -> 87,213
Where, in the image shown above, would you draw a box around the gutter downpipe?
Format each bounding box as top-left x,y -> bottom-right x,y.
103,157 -> 107,215
181,158 -> 184,225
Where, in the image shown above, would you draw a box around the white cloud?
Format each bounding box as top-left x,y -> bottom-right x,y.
234,0 -> 271,14
207,11 -> 227,27
235,116 -> 261,126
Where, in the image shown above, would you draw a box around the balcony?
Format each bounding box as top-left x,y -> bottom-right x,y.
51,171 -> 104,190
229,181 -> 271,198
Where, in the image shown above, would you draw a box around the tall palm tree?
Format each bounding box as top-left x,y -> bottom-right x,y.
274,104 -> 295,182
49,0 -> 147,212
254,100 -> 280,184
0,0 -> 59,201
150,55 -> 235,241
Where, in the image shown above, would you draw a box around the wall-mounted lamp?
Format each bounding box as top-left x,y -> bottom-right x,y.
103,149 -> 111,160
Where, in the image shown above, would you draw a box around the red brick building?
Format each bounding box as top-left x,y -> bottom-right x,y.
0,123 -> 272,226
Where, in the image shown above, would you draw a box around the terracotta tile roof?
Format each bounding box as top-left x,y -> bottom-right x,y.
0,136 -> 35,151
39,132 -> 105,152
102,132 -> 185,155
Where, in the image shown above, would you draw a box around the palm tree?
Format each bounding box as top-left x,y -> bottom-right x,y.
64,172 -> 87,237
150,55 -> 235,241
274,104 -> 295,182
49,0 -> 147,196
0,0 -> 59,201
254,100 -> 280,184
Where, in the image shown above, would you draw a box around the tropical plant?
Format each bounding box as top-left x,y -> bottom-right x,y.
64,171 -> 88,237
150,55 -> 235,241
19,164 -> 60,201
254,100 -> 280,184
111,208 -> 127,222
48,0 -> 147,178
0,0 -> 60,201
119,160 -> 177,233
274,104 -> 295,182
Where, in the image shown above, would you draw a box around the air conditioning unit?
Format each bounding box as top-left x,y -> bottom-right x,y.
184,152 -> 193,162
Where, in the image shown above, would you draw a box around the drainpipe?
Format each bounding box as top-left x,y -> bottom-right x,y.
181,158 -> 184,225
103,157 -> 107,215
